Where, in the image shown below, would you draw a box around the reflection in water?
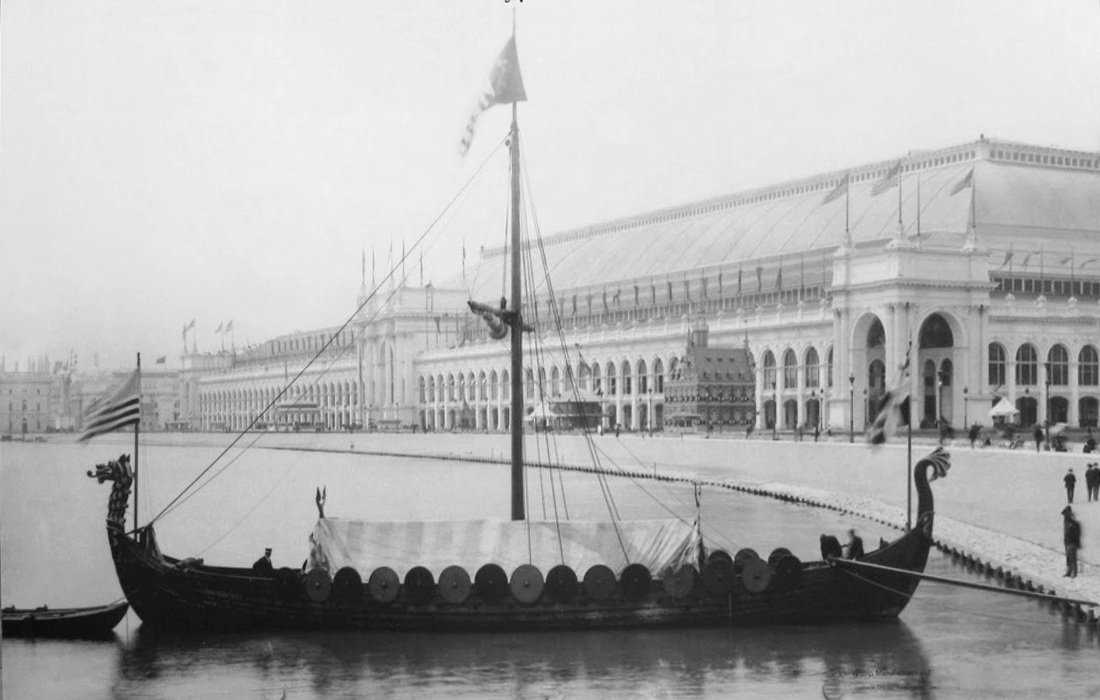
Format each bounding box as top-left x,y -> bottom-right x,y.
113,621 -> 931,697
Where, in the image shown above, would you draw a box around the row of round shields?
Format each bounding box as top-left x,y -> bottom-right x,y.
286,548 -> 802,605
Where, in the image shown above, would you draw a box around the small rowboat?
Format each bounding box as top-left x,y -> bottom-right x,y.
2,601 -> 128,638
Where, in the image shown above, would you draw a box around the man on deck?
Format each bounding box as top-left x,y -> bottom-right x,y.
252,547 -> 274,575
844,529 -> 864,560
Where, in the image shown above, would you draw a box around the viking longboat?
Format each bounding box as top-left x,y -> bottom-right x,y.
86,30 -> 944,633
88,451 -> 940,632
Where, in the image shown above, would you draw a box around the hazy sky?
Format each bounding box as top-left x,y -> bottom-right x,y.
2,1 -> 1098,371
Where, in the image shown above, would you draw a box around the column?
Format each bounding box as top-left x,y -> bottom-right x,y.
1070,360 -> 1080,426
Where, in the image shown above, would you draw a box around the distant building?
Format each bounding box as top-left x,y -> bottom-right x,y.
177,137 -> 1100,437
0,371 -> 64,434
663,322 -> 757,430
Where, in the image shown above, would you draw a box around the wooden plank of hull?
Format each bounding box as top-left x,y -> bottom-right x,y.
107,522 -> 928,633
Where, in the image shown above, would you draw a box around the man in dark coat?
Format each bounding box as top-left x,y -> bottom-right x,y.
844,529 -> 864,559
252,547 -> 274,575
1086,464 -> 1098,502
1064,469 -> 1077,503
1034,424 -> 1045,452
1063,507 -> 1082,577
819,534 -> 842,560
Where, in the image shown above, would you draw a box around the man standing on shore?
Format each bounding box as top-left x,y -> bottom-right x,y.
1063,506 -> 1082,578
1065,468 -> 1077,503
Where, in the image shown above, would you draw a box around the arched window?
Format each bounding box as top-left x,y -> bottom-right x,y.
805,348 -> 820,388
637,359 -> 648,394
1080,346 -> 1099,386
621,360 -> 632,395
919,313 -> 954,349
762,351 -> 776,390
782,349 -> 798,388
866,318 -> 885,348
988,343 -> 1006,387
1048,345 -> 1069,386
1016,344 -> 1038,385
654,358 -> 665,394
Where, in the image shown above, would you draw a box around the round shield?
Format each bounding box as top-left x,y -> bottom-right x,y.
438,565 -> 472,604
734,548 -> 760,565
475,563 -> 509,602
583,564 -> 617,601
332,566 -> 363,604
620,563 -> 652,601
545,565 -> 579,603
275,567 -> 301,601
707,549 -> 733,566
663,564 -> 697,599
304,568 -> 332,603
702,557 -> 736,597
772,555 -> 802,591
741,557 -> 773,593
510,564 -> 545,604
767,548 -> 793,568
368,566 -> 399,603
404,566 -> 436,605
733,548 -> 760,576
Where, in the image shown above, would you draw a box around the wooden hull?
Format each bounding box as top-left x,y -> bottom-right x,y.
105,516 -> 932,633
2,601 -> 129,638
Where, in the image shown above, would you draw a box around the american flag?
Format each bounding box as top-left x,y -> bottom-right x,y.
79,370 -> 140,442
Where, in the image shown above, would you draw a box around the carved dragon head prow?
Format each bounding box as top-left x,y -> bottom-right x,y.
86,454 -> 133,527
913,446 -> 950,535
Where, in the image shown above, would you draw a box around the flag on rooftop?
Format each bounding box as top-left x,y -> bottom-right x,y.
215,322 -> 223,333
225,320 -> 234,333
870,161 -> 902,196
79,370 -> 140,442
155,356 -> 166,364
821,173 -> 849,204
950,168 -> 974,196
459,36 -> 528,156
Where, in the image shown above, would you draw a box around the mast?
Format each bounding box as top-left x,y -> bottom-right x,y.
509,102 -> 524,521
134,351 -> 141,530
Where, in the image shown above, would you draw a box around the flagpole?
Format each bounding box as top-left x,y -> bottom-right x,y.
134,351 -> 141,531
845,173 -> 851,247
910,173 -> 919,248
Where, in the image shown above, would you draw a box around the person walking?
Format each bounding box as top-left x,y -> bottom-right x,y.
1086,464 -> 1098,502
1063,506 -> 1082,577
1034,424 -> 1044,452
1064,468 -> 1077,503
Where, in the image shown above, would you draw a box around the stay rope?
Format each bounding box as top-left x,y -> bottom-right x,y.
148,135 -> 508,526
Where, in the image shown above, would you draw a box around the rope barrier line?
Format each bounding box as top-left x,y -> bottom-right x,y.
148,135 -> 509,527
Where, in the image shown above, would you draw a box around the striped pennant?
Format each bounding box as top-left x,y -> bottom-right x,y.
79,369 -> 140,442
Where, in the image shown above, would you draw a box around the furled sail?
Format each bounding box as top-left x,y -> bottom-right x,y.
309,518 -> 701,578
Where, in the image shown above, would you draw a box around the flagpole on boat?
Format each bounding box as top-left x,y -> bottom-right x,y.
134,351 -> 141,531
509,97 -> 525,521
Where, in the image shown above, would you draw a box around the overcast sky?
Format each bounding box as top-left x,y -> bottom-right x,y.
2,0 -> 1098,371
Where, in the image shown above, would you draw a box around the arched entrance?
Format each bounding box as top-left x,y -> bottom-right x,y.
918,313 -> 956,429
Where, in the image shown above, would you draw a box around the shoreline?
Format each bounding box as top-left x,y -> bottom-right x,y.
41,429 -> 1100,622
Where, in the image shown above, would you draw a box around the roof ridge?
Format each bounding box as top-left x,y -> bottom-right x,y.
482,138 -> 1100,258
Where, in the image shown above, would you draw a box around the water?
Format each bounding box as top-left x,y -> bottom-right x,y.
3,439 -> 1099,698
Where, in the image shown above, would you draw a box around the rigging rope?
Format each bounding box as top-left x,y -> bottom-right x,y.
148,135 -> 509,526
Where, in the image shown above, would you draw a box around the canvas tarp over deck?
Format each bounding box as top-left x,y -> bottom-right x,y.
309,518 -> 701,578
